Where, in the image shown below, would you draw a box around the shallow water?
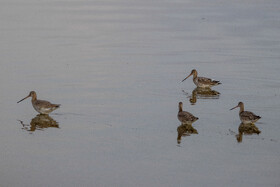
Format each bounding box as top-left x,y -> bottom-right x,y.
1,0 -> 280,186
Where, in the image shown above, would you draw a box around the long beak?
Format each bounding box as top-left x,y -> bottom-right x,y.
17,95 -> 30,103
181,73 -> 192,82
230,105 -> 239,111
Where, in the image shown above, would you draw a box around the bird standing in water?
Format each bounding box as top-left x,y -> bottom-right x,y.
230,102 -> 261,124
177,102 -> 199,124
17,91 -> 60,115
182,69 -> 221,88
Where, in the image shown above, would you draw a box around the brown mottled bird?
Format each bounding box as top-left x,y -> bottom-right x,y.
177,102 -> 199,124
17,91 -> 60,114
182,69 -> 221,88
230,102 -> 261,124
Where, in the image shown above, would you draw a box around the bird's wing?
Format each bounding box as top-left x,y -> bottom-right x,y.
35,100 -> 60,108
241,111 -> 259,120
178,111 -> 198,121
198,77 -> 220,85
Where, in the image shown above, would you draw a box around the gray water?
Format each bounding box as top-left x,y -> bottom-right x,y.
1,0 -> 280,186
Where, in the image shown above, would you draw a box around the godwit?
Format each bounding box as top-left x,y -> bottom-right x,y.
182,69 -> 221,88
17,91 -> 60,114
177,102 -> 199,124
230,102 -> 261,124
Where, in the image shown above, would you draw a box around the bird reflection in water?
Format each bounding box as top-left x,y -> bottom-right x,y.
182,87 -> 220,105
235,123 -> 261,143
18,114 -> 59,133
177,124 -> 198,144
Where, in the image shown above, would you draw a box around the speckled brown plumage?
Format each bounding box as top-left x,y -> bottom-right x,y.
230,102 -> 261,124
17,91 -> 60,114
177,102 -> 199,124
182,69 -> 221,88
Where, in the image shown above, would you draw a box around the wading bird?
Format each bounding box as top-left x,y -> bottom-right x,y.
182,69 -> 221,88
177,102 -> 199,124
230,102 -> 261,124
17,91 -> 60,115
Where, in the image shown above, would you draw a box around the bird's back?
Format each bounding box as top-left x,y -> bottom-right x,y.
197,77 -> 221,87
32,99 -> 60,114
240,111 -> 261,123
178,111 -> 198,124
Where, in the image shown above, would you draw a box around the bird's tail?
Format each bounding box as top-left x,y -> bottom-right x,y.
52,104 -> 61,109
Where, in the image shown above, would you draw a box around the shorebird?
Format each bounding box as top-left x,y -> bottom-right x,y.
182,69 -> 221,88
177,102 -> 199,124
230,102 -> 261,124
17,91 -> 60,114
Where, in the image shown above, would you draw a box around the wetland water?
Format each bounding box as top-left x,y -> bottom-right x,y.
1,0 -> 280,186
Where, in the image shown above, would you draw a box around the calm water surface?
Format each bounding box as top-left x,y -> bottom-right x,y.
0,0 -> 280,186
